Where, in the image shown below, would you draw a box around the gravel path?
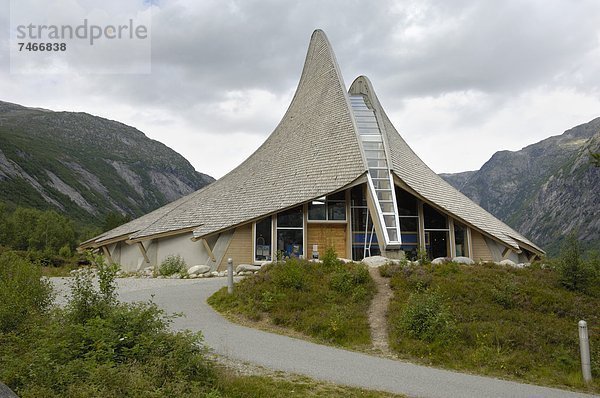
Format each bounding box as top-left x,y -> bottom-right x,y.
52,278 -> 598,398
368,267 -> 394,355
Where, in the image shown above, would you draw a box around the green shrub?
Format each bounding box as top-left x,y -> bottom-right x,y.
417,249 -> 431,266
490,278 -> 519,309
379,261 -> 404,277
403,266 -> 433,292
387,262 -> 600,392
322,246 -> 340,269
271,258 -> 307,290
209,258 -> 375,347
396,289 -> 455,344
0,251 -> 53,332
556,234 -> 597,295
67,252 -> 120,324
0,250 -> 218,397
58,244 -> 72,258
159,254 -> 186,276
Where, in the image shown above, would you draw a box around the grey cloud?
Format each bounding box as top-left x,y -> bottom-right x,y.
2,0 -> 599,145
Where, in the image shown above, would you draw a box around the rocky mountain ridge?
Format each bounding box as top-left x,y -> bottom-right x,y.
0,100 -> 214,225
440,117 -> 600,255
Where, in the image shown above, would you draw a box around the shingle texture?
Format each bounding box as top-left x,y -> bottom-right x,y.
83,31 -> 543,256
83,30 -> 366,246
349,76 -> 543,253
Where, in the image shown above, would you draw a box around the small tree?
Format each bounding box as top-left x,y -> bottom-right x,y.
557,233 -> 592,293
0,252 -> 53,332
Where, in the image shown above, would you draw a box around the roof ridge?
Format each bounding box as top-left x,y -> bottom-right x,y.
349,76 -> 543,254
124,29 -> 365,242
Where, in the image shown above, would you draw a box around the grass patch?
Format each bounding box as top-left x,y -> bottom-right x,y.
213,369 -> 403,397
208,256 -> 376,348
0,251 -> 400,397
386,262 -> 599,393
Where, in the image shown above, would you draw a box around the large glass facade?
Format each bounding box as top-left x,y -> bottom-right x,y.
350,185 -> 380,260
395,186 -> 420,260
423,203 -> 449,259
277,206 -> 303,258
454,222 -> 468,257
254,216 -> 272,261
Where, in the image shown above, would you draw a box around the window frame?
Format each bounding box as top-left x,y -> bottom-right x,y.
307,193 -> 347,223
276,206 -> 305,258
253,216 -> 273,262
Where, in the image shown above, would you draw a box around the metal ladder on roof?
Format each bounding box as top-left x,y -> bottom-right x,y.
350,94 -> 402,247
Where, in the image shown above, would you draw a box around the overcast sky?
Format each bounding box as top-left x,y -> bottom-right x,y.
1,0 -> 600,179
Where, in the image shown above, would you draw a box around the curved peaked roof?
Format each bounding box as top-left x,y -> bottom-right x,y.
349,76 -> 543,254
82,29 -> 543,256
86,29 -> 366,246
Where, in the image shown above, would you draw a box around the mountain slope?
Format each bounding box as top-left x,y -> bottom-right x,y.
0,100 -> 214,225
440,117 -> 600,255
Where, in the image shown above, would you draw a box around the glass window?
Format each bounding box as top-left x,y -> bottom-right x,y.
454,222 -> 468,257
399,217 -> 418,231
427,230 -> 449,259
351,206 -> 380,261
255,217 -> 272,261
308,193 -> 346,221
308,198 -> 326,220
277,206 -> 303,227
276,229 -> 303,258
328,191 -> 345,201
377,191 -> 393,201
328,202 -> 346,220
395,187 -> 417,216
423,203 -> 447,229
276,206 -> 304,258
351,185 -> 366,207
399,215 -> 420,261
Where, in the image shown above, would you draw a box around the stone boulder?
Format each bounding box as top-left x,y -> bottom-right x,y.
498,259 -> 517,267
452,256 -> 475,265
337,258 -> 353,264
515,263 -> 531,269
187,265 -> 211,276
235,264 -> 262,273
431,257 -> 450,265
362,256 -> 390,268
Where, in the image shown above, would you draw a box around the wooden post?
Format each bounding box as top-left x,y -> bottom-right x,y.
101,246 -> 113,264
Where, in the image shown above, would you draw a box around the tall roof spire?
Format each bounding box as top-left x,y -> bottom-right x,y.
121,29 -> 366,241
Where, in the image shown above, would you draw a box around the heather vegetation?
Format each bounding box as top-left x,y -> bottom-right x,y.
383,247 -> 599,392
0,251 -> 399,398
209,248 -> 376,348
211,240 -> 598,393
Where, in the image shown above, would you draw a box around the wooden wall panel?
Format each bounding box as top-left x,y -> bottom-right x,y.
471,229 -> 493,262
307,223 -> 347,259
218,223 -> 253,271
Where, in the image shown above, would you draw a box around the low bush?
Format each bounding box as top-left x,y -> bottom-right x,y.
387,262 -> 600,392
270,258 -> 308,290
159,254 -> 186,276
0,252 -> 397,397
0,251 -> 53,332
554,234 -> 599,296
0,252 -> 218,397
394,289 -> 455,344
209,253 -> 376,348
378,261 -> 405,277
